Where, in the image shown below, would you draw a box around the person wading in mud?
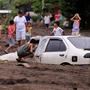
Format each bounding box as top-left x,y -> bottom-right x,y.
16,39 -> 38,63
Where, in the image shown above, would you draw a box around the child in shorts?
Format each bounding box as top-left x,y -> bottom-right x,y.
71,13 -> 81,36
26,22 -> 32,41
5,20 -> 15,53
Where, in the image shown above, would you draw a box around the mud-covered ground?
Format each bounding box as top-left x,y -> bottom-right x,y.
0,26 -> 90,90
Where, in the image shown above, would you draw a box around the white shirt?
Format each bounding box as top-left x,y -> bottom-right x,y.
14,16 -> 27,31
44,15 -> 50,24
53,27 -> 64,36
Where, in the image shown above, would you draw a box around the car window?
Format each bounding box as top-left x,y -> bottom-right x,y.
35,38 -> 48,55
45,39 -> 66,52
68,37 -> 90,49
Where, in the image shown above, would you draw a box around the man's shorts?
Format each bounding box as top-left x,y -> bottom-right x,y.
17,43 -> 33,58
45,24 -> 49,28
17,43 -> 30,58
16,30 -> 26,41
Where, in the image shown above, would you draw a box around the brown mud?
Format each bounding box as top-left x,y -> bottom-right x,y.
0,26 -> 90,90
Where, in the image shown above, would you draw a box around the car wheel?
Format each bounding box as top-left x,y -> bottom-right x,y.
60,62 -> 71,66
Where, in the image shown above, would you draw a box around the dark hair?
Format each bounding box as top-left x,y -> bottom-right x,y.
54,21 -> 60,26
30,39 -> 39,44
9,20 -> 14,25
18,10 -> 23,14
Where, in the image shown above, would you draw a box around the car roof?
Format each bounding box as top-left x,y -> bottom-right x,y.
30,35 -> 90,41
41,35 -> 90,39
40,35 -> 83,40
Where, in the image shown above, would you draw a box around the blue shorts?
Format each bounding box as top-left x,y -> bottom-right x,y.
6,38 -> 16,46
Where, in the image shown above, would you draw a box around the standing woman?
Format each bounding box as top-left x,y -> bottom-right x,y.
71,13 -> 81,36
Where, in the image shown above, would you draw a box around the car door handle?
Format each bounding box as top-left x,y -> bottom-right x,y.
59,54 -> 64,57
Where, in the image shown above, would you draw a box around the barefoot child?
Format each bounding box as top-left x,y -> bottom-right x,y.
26,22 -> 32,41
5,20 -> 15,53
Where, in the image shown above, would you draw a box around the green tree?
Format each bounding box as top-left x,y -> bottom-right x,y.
0,0 -> 89,29
13,0 -> 31,6
0,0 -> 4,9
0,0 -> 12,9
31,0 -> 62,13
31,0 -> 42,13
61,0 -> 90,29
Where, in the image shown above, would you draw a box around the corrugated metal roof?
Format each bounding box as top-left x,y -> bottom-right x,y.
0,10 -> 11,13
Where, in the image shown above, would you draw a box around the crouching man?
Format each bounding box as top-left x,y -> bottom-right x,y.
16,39 -> 38,62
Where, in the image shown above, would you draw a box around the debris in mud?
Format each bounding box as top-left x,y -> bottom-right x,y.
73,88 -> 77,90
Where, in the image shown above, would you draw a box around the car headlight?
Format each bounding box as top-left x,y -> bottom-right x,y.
84,53 -> 90,58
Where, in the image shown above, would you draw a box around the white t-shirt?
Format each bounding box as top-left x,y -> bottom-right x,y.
53,27 -> 64,36
14,16 -> 27,31
44,16 -> 50,24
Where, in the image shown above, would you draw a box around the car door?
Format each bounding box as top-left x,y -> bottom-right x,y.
41,38 -> 68,64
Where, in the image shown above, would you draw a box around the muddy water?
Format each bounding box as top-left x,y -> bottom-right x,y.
0,59 -> 89,90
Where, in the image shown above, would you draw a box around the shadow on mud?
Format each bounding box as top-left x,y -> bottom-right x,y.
0,78 -> 30,85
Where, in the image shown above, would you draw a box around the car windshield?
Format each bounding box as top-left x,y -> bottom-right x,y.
68,37 -> 90,49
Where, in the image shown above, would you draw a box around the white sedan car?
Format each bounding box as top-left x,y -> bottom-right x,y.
34,36 -> 90,65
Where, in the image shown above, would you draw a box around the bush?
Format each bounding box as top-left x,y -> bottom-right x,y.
31,16 -> 39,22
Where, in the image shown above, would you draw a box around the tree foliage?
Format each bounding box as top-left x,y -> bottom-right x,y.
0,0 -> 89,28
31,0 -> 42,13
13,0 -> 31,6
31,0 -> 62,13
61,0 -> 90,28
0,0 -> 11,9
